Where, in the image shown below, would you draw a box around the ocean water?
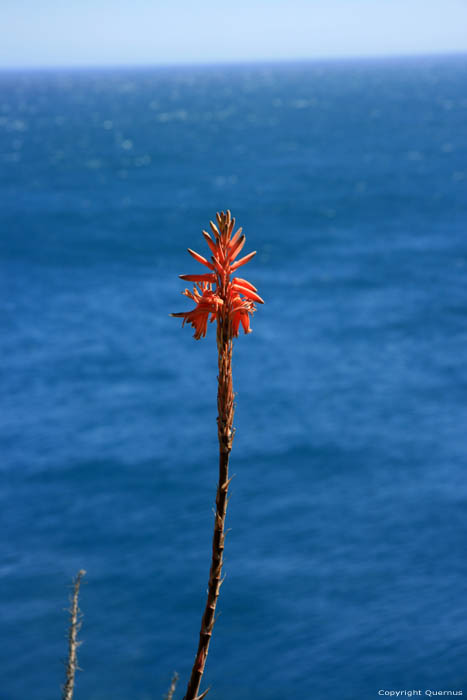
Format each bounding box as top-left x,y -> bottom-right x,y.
1,55 -> 467,699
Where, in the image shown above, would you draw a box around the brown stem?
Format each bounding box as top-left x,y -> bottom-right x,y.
62,569 -> 86,700
183,317 -> 234,700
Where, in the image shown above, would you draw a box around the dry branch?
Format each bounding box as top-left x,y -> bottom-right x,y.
62,569 -> 86,700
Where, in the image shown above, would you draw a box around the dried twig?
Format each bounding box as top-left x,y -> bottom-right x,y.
165,671 -> 179,700
62,569 -> 86,700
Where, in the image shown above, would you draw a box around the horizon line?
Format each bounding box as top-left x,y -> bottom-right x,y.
1,49 -> 466,72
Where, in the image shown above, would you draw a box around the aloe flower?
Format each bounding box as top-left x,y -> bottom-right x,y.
172,219 -> 263,340
172,211 -> 263,700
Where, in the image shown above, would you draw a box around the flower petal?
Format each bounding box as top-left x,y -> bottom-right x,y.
229,227 -> 243,249
179,273 -> 217,283
232,283 -> 264,304
240,312 -> 252,334
232,277 -> 258,292
202,231 -> 217,256
187,248 -> 215,270
231,312 -> 242,337
228,235 -> 246,262
209,221 -> 221,239
230,250 -> 257,271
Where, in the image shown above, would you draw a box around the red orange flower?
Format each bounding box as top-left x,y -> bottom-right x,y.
171,282 -> 223,340
172,212 -> 263,339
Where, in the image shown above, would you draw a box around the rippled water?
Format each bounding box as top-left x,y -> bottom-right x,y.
1,55 -> 467,699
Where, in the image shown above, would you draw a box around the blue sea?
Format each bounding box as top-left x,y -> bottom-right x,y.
1,55 -> 467,700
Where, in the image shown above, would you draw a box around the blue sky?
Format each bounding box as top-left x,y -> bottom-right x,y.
2,0 -> 467,68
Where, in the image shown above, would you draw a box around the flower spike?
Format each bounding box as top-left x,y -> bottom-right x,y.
172,214 -> 263,340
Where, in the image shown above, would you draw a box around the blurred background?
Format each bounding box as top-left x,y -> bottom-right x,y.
1,2 -> 467,699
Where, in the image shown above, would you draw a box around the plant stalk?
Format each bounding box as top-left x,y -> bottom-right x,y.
183,316 -> 234,700
62,569 -> 86,700
165,672 -> 179,700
